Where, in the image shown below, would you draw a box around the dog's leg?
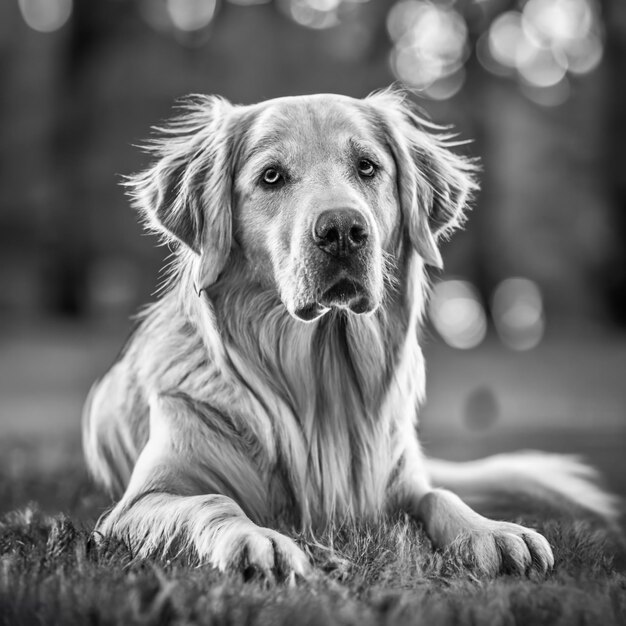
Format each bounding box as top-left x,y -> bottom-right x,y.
96,394 -> 311,580
99,492 -> 311,580
83,362 -> 147,498
414,488 -> 554,576
400,445 -> 554,577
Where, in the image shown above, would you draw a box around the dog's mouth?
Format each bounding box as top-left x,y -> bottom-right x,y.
320,278 -> 371,311
293,302 -> 329,322
293,279 -> 373,322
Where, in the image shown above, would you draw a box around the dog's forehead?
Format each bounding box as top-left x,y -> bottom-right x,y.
242,94 -> 382,155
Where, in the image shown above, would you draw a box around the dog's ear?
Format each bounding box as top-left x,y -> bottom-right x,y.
369,90 -> 478,269
126,96 -> 234,290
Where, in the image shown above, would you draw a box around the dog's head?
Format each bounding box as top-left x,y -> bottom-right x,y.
128,90 -> 477,322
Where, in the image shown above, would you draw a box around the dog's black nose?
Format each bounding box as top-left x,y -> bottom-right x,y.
312,209 -> 369,257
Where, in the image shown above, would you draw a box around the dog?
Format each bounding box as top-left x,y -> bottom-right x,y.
83,89 -> 618,580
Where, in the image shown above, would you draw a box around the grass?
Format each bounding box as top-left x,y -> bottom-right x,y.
0,436 -> 624,626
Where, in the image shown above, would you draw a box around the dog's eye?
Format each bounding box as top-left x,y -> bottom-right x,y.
261,168 -> 282,186
357,159 -> 377,178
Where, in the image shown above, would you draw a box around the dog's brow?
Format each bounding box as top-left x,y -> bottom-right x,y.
348,137 -> 386,162
243,149 -> 287,177
233,130 -> 286,181
245,132 -> 284,159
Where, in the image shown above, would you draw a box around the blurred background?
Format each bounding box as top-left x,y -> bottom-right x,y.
0,0 -> 624,514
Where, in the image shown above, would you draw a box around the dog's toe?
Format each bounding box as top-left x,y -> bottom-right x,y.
268,531 -> 312,581
495,532 -> 532,575
242,532 -> 277,579
224,527 -> 311,582
521,529 -> 554,574
454,532 -> 501,576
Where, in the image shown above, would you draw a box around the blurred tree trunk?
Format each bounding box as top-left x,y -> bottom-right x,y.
47,0 -> 96,315
442,0 -> 517,305
48,0 -> 130,316
602,0 -> 626,325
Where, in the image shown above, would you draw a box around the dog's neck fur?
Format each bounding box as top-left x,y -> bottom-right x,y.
170,248 -> 426,528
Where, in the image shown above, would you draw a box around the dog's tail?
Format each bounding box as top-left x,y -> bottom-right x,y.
426,452 -> 621,524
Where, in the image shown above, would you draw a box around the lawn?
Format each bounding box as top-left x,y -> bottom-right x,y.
0,325 -> 625,625
0,435 -> 624,626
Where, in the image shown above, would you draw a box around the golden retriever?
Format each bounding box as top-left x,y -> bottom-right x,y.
83,89 -> 617,580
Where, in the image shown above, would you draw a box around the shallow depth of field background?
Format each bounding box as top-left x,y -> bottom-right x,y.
0,0 -> 625,514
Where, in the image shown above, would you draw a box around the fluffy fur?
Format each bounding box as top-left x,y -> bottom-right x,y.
83,89 -> 619,580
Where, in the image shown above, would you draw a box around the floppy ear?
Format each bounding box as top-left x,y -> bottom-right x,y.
126,95 -> 234,291
369,90 -> 478,269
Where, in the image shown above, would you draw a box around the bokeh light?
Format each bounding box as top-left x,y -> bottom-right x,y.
566,32 -> 603,74
517,45 -> 567,88
227,0 -> 271,5
480,0 -> 603,106
429,280 -> 487,350
488,11 -> 524,70
388,0 -> 468,99
280,0 -> 342,29
138,0 -> 171,33
523,0 -> 593,46
464,386 -> 500,431
276,0 -> 371,30
18,0 -> 73,32
521,77 -> 571,106
166,0 -> 218,32
492,278 -> 545,351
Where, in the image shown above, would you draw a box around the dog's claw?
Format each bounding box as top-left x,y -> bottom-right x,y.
217,527 -> 311,582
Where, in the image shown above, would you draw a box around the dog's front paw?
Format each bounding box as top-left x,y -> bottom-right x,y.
418,489 -> 554,577
449,520 -> 554,577
209,524 -> 312,582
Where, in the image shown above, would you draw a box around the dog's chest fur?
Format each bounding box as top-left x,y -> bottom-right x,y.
197,276 -> 424,529
126,259 -> 427,531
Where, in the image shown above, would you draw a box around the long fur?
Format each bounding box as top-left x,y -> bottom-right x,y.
83,89 -> 619,578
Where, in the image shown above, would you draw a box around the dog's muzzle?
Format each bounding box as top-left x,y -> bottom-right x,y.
293,208 -> 376,322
